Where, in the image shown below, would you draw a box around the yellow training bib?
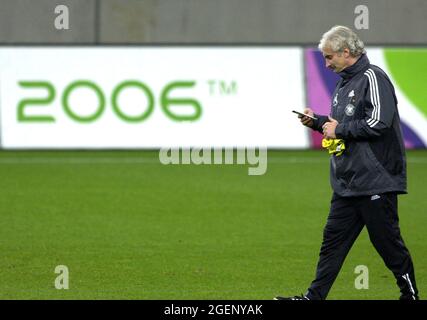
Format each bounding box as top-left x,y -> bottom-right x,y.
322,138 -> 346,156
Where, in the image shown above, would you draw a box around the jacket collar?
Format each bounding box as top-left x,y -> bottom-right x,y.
338,54 -> 370,80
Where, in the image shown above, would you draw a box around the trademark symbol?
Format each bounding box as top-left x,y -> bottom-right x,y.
207,80 -> 238,96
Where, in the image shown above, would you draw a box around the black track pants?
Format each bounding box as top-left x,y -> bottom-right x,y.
305,192 -> 418,300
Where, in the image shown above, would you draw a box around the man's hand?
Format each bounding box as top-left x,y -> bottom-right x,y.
322,116 -> 339,139
299,108 -> 314,127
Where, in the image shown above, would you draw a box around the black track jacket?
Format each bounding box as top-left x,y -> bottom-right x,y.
312,54 -> 407,197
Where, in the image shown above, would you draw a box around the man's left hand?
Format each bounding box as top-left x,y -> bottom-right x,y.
322,116 -> 339,139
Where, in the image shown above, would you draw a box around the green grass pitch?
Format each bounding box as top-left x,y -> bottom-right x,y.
0,150 -> 425,299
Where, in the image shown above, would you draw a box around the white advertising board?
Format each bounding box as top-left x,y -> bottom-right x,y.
0,47 -> 308,148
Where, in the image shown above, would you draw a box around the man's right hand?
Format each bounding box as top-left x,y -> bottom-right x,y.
299,108 -> 315,127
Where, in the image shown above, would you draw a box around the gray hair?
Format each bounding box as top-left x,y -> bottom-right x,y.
318,25 -> 366,57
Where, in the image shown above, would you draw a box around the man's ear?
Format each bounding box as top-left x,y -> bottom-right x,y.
343,48 -> 351,58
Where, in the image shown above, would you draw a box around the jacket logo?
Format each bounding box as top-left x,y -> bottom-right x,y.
345,104 -> 356,116
333,94 -> 338,106
349,90 -> 357,103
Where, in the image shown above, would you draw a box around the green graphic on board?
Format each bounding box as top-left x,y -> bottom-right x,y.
384,49 -> 427,118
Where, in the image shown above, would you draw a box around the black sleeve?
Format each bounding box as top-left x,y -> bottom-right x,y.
311,114 -> 329,134
335,69 -> 396,140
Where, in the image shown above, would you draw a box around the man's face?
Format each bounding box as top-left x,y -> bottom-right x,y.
322,47 -> 348,73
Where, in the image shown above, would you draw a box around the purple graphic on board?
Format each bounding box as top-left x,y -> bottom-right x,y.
305,49 -> 339,148
304,48 -> 425,149
400,122 -> 425,148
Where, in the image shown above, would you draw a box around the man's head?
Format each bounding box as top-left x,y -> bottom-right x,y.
318,25 -> 366,73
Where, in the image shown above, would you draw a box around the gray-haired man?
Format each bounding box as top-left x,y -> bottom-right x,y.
276,26 -> 419,300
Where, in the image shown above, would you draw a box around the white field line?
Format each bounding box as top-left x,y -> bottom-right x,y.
0,157 -> 160,164
0,156 -> 425,164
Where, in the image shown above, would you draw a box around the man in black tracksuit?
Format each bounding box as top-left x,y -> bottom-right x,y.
276,26 -> 419,300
